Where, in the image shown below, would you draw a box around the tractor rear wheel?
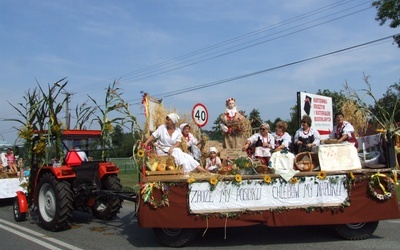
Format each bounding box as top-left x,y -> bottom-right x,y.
92,175 -> 122,220
153,228 -> 197,247
334,221 -> 379,240
35,172 -> 73,231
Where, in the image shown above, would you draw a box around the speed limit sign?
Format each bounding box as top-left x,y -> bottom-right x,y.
192,103 -> 208,127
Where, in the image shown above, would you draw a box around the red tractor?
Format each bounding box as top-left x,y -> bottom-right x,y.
13,130 -> 133,231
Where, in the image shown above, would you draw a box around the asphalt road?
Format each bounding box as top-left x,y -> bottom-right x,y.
0,198 -> 399,249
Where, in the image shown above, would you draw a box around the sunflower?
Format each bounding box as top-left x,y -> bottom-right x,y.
349,172 -> 355,180
263,175 -> 272,184
317,171 -> 327,180
137,149 -> 145,158
209,177 -> 218,186
235,174 -> 242,183
245,162 -> 252,168
290,177 -> 298,184
187,177 -> 196,184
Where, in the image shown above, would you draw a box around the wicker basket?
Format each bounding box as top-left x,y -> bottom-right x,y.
295,152 -> 318,172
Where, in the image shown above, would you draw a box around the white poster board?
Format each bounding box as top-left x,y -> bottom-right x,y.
299,92 -> 333,139
318,143 -> 362,171
188,175 -> 348,214
0,178 -> 26,199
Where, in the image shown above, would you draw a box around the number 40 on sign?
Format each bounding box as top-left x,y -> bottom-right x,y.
192,103 -> 208,128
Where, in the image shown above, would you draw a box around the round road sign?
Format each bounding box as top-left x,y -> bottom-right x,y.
192,103 -> 208,127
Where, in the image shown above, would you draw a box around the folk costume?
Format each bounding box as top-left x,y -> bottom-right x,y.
329,121 -> 358,148
219,98 -> 247,149
271,132 -> 292,150
294,127 -> 321,153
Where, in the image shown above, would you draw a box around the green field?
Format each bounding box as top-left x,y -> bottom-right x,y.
110,158 -> 140,189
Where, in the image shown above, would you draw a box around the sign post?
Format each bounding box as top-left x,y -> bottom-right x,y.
192,103 -> 208,128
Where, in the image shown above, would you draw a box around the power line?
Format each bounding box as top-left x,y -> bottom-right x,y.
68,0 -> 372,96
125,34 -> 397,105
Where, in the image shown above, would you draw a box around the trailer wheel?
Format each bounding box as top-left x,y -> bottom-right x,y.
334,221 -> 379,240
92,175 -> 122,220
13,197 -> 27,222
35,172 -> 73,231
153,228 -> 197,247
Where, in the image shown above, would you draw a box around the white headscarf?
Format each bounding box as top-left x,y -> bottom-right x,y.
208,146 -> 219,154
179,123 -> 189,131
167,113 -> 180,124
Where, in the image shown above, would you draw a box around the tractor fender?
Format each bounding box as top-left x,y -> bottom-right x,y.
16,191 -> 28,213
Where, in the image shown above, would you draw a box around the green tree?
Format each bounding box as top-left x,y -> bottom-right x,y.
209,113 -> 224,140
372,0 -> 400,46
369,81 -> 400,123
316,89 -> 348,116
248,109 -> 263,131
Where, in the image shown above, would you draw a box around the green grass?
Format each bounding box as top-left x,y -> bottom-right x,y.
109,158 -> 140,189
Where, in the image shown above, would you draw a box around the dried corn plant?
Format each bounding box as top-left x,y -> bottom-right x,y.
338,98 -> 368,137
345,75 -> 400,140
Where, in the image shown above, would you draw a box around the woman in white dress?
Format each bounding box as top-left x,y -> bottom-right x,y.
143,113 -> 207,173
294,115 -> 321,153
271,121 -> 292,151
242,123 -> 275,165
180,123 -> 202,161
329,112 -> 358,148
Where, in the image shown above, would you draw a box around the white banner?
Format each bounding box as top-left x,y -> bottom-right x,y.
299,92 -> 333,139
188,175 -> 348,214
0,178 -> 26,199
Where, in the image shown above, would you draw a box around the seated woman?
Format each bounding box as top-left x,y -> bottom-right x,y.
142,113 -> 207,173
271,121 -> 292,152
242,123 -> 275,165
294,115 -> 321,153
329,112 -> 358,148
180,123 -> 202,161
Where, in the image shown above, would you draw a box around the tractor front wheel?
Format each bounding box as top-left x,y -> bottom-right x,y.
35,172 -> 73,231
13,197 -> 27,222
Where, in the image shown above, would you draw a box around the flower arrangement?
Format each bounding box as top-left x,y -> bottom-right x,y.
141,182 -> 170,209
368,173 -> 395,201
233,157 -> 257,175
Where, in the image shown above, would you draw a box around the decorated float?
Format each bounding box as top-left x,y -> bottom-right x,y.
135,93 -> 400,247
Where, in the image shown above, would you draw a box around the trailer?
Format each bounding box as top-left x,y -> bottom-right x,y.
136,146 -> 400,247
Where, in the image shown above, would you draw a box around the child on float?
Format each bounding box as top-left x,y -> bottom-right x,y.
205,147 -> 221,173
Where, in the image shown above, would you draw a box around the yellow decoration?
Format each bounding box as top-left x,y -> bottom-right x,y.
157,163 -> 167,171
263,175 -> 272,184
146,161 -> 158,171
317,171 -> 327,180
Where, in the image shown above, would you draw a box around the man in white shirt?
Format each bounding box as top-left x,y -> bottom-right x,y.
74,147 -> 88,162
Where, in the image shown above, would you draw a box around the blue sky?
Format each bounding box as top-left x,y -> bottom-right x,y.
1,0 -> 399,144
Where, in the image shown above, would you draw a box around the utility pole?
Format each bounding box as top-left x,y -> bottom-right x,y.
63,91 -> 74,129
